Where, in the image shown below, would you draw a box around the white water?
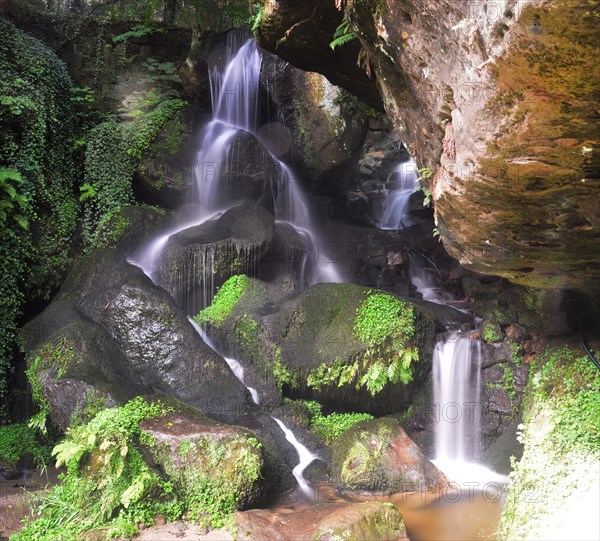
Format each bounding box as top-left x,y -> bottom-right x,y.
188,318 -> 318,497
432,332 -> 508,485
273,418 -> 319,497
377,159 -> 419,230
131,34 -> 341,287
129,33 -> 335,500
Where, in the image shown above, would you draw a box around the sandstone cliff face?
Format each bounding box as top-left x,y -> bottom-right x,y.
257,0 -> 600,297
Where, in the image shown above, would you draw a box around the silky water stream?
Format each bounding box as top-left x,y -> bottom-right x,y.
129,33 -> 507,539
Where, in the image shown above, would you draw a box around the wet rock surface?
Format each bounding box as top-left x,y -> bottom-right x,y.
257,0 -> 600,297
331,417 -> 449,493
158,203 -> 275,301
235,501 -> 408,541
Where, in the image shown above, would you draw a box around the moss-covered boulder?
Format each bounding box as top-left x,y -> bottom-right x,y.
331,417 -> 448,493
199,280 -> 452,414
235,501 -> 408,541
21,240 -> 256,429
158,203 -> 275,302
140,409 -> 273,514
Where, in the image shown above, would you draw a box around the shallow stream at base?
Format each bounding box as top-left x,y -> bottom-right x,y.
274,483 -> 504,541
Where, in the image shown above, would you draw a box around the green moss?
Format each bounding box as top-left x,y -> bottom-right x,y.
272,346 -> 298,393
25,337 -> 77,432
482,320 -> 502,343
307,291 -> 419,395
499,346 -> 600,540
335,420 -> 393,491
0,423 -> 52,468
154,433 -> 263,530
195,275 -> 250,328
291,399 -> 373,445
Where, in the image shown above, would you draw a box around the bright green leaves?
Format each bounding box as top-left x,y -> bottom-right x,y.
354,292 -> 415,346
195,274 -> 250,327
308,291 -> 418,395
330,19 -> 357,50
0,168 -> 30,230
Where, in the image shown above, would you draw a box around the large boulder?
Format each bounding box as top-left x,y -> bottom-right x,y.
139,406 -> 276,511
21,249 -> 254,427
235,501 -> 408,541
257,0 -> 600,298
157,203 -> 275,304
331,417 -> 449,493
200,281 -> 466,415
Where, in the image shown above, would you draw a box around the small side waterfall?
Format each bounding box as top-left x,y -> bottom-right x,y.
377,159 -> 419,230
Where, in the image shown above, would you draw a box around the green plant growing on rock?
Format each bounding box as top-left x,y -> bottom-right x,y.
195,274 -> 249,327
0,423 -> 53,470
12,397 -> 175,541
499,346 -> 600,540
294,400 -> 373,445
308,291 -> 418,395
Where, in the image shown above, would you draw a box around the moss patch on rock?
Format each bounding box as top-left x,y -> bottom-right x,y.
331,417 -> 448,493
195,274 -> 250,328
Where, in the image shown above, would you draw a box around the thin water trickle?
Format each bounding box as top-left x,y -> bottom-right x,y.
188,318 -> 318,496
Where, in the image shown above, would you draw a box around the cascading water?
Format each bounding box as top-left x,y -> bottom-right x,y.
377,159 -> 420,230
433,332 -> 482,464
132,33 -> 341,288
432,331 -> 508,485
130,33 -> 326,499
188,318 -> 318,497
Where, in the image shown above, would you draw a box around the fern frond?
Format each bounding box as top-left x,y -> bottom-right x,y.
330,19 -> 356,50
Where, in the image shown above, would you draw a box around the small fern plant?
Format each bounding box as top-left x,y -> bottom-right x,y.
330,19 -> 356,50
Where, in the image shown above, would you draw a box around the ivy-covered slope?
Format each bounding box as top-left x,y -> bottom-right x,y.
0,18 -> 79,401
499,346 -> 600,540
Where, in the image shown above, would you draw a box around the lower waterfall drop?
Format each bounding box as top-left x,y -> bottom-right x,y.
432,331 -> 508,485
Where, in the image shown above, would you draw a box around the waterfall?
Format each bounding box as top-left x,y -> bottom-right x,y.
377,159 -> 419,230
188,318 -> 318,498
130,33 -> 337,499
433,331 -> 482,464
132,33 -> 341,286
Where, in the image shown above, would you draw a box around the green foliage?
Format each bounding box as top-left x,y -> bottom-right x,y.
354,293 -> 415,346
272,346 -> 298,393
12,397 -> 174,541
156,433 -> 263,530
482,321 -> 502,343
125,98 -> 186,159
25,338 -> 76,433
531,347 -> 600,454
330,19 -> 357,50
0,423 -> 53,469
248,1 -> 264,32
82,119 -> 134,246
112,24 -> 162,44
0,169 -> 31,230
308,292 -> 418,395
499,346 -> 600,540
195,275 -> 249,327
296,400 -> 373,445
0,19 -> 80,406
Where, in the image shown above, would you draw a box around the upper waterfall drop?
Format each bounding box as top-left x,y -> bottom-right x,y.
132,33 -> 342,287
